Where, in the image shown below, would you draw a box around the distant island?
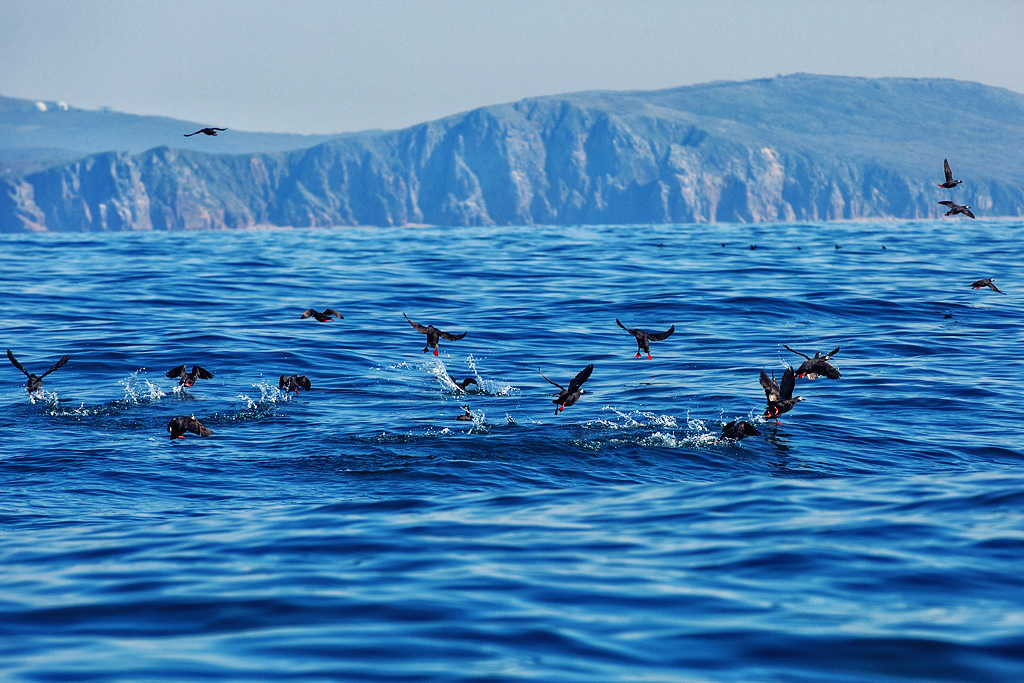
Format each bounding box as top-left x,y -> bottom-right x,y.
3,74 -> 1024,232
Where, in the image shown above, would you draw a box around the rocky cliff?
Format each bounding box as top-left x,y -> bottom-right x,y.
5,74 -> 1024,232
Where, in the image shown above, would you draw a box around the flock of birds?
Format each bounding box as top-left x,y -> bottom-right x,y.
5,152 -> 1006,443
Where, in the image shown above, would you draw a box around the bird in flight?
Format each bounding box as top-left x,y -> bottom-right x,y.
615,319 -> 675,359
184,127 -> 227,137
539,363 -> 594,415
301,308 -> 344,322
938,201 -> 975,219
403,313 -> 466,355
971,278 -> 1005,294
783,344 -> 842,380
938,159 -> 962,189
7,349 -> 70,393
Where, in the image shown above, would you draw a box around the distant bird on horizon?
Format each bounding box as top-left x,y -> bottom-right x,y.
166,365 -> 214,387
783,344 -> 842,380
939,159 -> 963,189
971,278 -> 1005,294
721,420 -> 760,441
279,374 -> 312,393
184,127 -> 227,137
939,200 -> 975,219
760,367 -> 803,425
168,415 -> 213,439
539,363 -> 594,415
403,313 -> 466,356
7,349 -> 69,393
616,320 -> 675,360
301,308 -> 344,322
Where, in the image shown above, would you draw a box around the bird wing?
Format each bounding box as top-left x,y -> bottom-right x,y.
403,313 -> 429,334
964,208 -> 976,219
438,330 -> 466,342
7,349 -> 29,377
823,346 -> 840,359
279,375 -> 288,389
538,368 -> 565,391
298,376 -> 311,391
39,354 -> 70,378
323,309 -> 344,319
616,319 -> 637,336
568,363 -> 594,393
166,364 -> 187,379
184,130 -> 201,137
300,309 -> 318,319
783,344 -> 810,360
759,369 -> 780,402
938,201 -> 956,208
193,366 -> 214,380
944,159 -> 954,183
813,361 -> 841,380
989,282 -> 1004,293
187,417 -> 212,437
780,366 -> 796,400
213,127 -> 227,131
647,325 -> 675,342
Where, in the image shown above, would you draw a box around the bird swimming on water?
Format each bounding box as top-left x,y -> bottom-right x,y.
783,344 -> 842,380
184,127 -> 227,137
721,420 -> 760,441
760,367 -> 803,425
615,319 -> 675,360
971,278 -> 1005,294
167,415 -> 213,439
7,349 -> 69,393
279,374 -> 312,393
166,365 -> 214,387
939,159 -> 963,189
939,200 -> 975,219
456,405 -> 474,421
301,308 -> 344,322
403,313 -> 466,356
539,363 -> 594,415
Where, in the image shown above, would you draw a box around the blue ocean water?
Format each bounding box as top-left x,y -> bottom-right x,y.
1,221 -> 1023,682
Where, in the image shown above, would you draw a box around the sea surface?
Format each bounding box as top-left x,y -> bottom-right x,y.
2,221 -> 1023,682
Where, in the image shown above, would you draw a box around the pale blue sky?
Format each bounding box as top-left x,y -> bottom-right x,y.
2,0 -> 1023,134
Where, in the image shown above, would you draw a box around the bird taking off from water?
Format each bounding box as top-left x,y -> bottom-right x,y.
403,313 -> 466,355
539,363 -> 594,415
301,308 -> 344,322
971,278 -> 1005,294
184,127 -> 227,137
615,319 -> 675,359
760,367 -> 803,425
939,159 -> 962,189
7,349 -> 70,393
279,374 -> 312,393
168,415 -> 213,439
939,201 -> 975,219
783,344 -> 842,380
166,365 -> 214,387
721,420 -> 760,441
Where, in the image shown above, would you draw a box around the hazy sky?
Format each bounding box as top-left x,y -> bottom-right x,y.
2,0 -> 1023,134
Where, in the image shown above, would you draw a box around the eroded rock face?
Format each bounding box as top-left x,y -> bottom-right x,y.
5,76 -> 1024,232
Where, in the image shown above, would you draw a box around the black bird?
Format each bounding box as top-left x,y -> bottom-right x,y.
279,374 -> 312,393
760,367 -> 803,425
783,344 -> 842,380
403,313 -> 466,355
168,415 -> 213,439
184,127 -> 227,137
616,319 -> 675,360
939,159 -> 963,189
7,349 -> 69,393
456,405 -> 474,421
166,365 -> 214,387
721,420 -> 760,441
971,278 -> 1005,294
939,200 -> 975,219
539,363 -> 594,415
448,374 -> 478,391
300,308 -> 344,322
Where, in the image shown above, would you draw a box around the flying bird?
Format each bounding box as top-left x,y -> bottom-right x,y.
721,420 -> 760,441
166,365 -> 214,387
167,415 -> 213,439
971,278 -> 1005,294
783,344 -> 842,380
939,200 -> 975,219
760,367 -> 803,425
184,127 -> 227,137
403,313 -> 466,355
539,363 -> 594,415
279,374 -> 312,393
300,308 -> 344,322
7,349 -> 69,393
615,319 -> 675,359
939,159 -> 963,189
